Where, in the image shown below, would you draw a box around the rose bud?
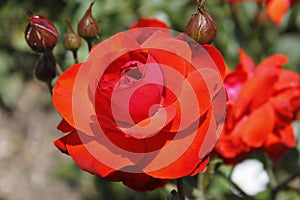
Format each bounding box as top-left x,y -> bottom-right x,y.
24,13 -> 58,53
63,20 -> 82,51
77,2 -> 100,43
35,53 -> 56,83
185,1 -> 217,44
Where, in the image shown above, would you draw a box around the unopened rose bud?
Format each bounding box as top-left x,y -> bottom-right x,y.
77,2 -> 100,43
63,20 -> 82,51
35,53 -> 56,83
24,13 -> 58,53
185,1 -> 217,44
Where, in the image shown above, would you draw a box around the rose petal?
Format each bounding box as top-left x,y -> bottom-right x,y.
147,110 -> 211,178
240,103 -> 275,148
164,70 -> 211,132
264,125 -> 296,162
236,49 -> 255,76
189,156 -> 210,176
267,0 -> 291,25
57,119 -> 75,133
256,54 -> 288,71
106,171 -> 169,192
120,106 -> 177,139
52,63 -> 81,127
232,67 -> 278,119
202,45 -> 227,80
63,131 -> 115,178
130,18 -> 169,29
274,69 -> 300,92
53,134 -> 69,154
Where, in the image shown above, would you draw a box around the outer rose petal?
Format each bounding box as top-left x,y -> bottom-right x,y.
57,131 -> 115,178
202,45 -> 227,80
54,134 -> 169,192
256,54 -> 288,71
52,63 -> 81,127
231,67 -> 278,120
147,110 -> 212,178
57,119 -> 75,133
274,69 -> 299,92
106,172 -> 169,192
214,134 -> 251,162
224,49 -> 254,101
264,125 -> 296,162
270,88 -> 300,126
224,70 -> 248,101
267,0 -> 291,24
236,49 -> 255,76
54,134 -> 69,154
240,103 -> 275,148
189,156 -> 210,176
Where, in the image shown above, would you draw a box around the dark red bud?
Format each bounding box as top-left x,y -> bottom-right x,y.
185,2 -> 217,44
63,20 -> 82,50
24,13 -> 58,53
35,53 -> 56,82
77,2 -> 100,42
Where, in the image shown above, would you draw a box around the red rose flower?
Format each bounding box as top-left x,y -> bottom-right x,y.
228,0 -> 298,24
214,49 -> 299,164
130,18 -> 169,29
52,19 -> 226,191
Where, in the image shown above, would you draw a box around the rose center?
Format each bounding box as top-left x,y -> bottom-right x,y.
118,61 -> 144,86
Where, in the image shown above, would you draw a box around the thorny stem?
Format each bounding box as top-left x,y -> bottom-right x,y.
176,178 -> 185,200
86,38 -> 93,52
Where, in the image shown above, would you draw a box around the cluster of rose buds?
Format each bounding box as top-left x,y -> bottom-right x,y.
24,13 -> 58,83
24,2 -> 100,85
25,1 -> 217,86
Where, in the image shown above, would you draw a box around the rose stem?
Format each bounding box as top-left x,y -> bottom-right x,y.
176,178 -> 185,200
86,39 -> 93,52
46,81 -> 53,96
72,50 -> 79,64
55,63 -> 63,75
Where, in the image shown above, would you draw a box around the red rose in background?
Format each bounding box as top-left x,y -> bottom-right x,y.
52,19 -> 226,191
214,49 -> 300,164
130,18 -> 169,29
228,0 -> 298,24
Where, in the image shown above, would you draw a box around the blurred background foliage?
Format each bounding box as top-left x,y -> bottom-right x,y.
0,0 -> 299,199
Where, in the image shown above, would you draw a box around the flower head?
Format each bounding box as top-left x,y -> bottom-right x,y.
214,49 -> 299,164
52,19 -> 226,191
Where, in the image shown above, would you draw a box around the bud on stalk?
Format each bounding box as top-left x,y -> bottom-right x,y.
185,1 -> 217,44
35,52 -> 56,83
24,13 -> 58,53
63,20 -> 82,51
78,2 -> 100,50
